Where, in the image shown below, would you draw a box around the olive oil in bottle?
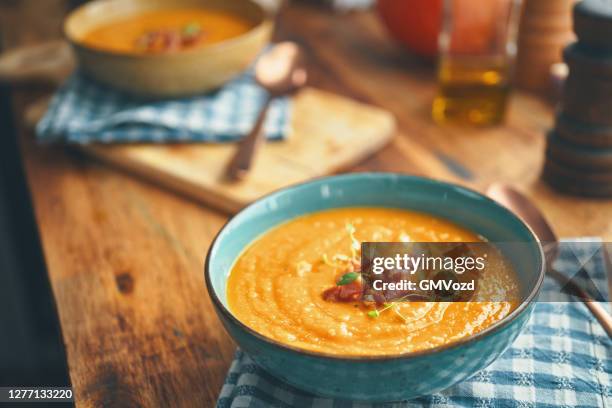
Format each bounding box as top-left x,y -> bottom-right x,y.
432,56 -> 510,126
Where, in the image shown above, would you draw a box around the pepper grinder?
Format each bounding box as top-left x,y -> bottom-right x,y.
542,0 -> 612,197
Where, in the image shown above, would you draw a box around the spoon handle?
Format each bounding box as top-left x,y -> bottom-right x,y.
486,183 -> 612,338
548,268 -> 612,338
225,96 -> 272,182
585,301 -> 612,338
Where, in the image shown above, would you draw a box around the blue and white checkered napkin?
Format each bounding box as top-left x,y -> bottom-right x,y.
217,241 -> 611,407
36,69 -> 291,144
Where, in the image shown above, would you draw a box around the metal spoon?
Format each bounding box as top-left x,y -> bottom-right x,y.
225,42 -> 307,181
486,182 -> 612,337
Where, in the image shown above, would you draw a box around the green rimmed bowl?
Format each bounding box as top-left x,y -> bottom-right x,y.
205,173 -> 545,401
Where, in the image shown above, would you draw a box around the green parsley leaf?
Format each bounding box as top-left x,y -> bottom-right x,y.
182,22 -> 201,37
336,272 -> 359,286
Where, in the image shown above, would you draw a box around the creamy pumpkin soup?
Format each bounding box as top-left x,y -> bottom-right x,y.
81,9 -> 253,54
227,208 -> 520,356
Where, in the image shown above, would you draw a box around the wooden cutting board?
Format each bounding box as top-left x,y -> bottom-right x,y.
82,88 -> 395,213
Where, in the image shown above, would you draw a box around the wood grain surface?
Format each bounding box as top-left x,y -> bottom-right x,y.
1,0 -> 611,407
84,88 -> 395,214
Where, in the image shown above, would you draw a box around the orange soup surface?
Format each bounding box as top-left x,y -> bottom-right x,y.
227,208 -> 520,356
81,9 -> 253,54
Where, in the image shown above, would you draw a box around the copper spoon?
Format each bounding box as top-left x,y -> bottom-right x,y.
225,42 -> 307,181
486,183 -> 612,337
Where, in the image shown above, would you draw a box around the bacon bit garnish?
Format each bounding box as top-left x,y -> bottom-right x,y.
135,22 -> 205,53
322,280 -> 363,302
321,223 -> 365,302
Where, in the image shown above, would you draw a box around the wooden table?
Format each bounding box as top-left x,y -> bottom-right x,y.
2,1 -> 611,406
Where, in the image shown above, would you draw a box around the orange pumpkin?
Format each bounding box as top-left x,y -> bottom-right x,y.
376,0 -> 443,58
378,0 -> 512,57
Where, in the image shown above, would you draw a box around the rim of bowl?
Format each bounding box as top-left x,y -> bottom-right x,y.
204,172 -> 546,362
63,0 -> 273,60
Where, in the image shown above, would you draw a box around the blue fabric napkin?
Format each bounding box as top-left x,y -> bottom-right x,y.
217,240 -> 612,407
36,68 -> 291,144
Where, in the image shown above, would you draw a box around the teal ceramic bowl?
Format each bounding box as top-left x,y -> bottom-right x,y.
205,173 -> 545,402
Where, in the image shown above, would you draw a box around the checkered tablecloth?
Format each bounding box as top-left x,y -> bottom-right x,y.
217,241 -> 611,407
36,65 -> 291,144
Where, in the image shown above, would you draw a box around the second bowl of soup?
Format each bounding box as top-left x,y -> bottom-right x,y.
64,0 -> 272,97
205,173 -> 544,401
